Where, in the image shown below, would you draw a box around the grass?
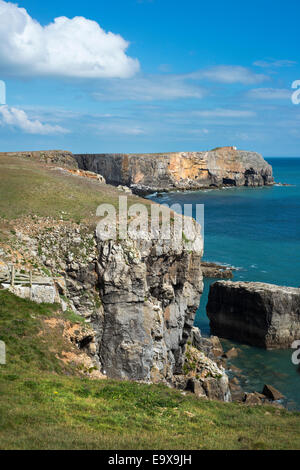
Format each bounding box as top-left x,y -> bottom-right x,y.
0,155 -> 147,223
0,289 -> 300,450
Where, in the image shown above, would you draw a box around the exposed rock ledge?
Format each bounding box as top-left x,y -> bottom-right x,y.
75,147 -> 274,195
201,261 -> 234,279
0,150 -> 77,169
207,281 -> 300,349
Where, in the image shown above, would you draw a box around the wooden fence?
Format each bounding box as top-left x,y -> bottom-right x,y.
0,265 -> 54,288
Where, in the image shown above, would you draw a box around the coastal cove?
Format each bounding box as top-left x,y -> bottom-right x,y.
149,157 -> 300,410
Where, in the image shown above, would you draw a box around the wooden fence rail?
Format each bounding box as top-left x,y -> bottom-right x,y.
0,265 -> 54,287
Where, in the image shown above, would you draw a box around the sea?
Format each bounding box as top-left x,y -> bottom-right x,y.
148,158 -> 300,410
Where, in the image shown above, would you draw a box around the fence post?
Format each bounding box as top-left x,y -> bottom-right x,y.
11,265 -> 15,288
30,270 -> 33,300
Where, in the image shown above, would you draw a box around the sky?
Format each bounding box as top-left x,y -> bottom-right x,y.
0,0 -> 300,156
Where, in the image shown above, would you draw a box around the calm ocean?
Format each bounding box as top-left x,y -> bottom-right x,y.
149,158 -> 300,409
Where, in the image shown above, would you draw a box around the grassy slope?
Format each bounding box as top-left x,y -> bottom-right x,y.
0,290 -> 299,450
0,154 -> 299,450
0,155 -> 146,223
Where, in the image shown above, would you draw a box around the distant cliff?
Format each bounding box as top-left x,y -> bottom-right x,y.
0,150 -> 77,169
75,147 -> 274,194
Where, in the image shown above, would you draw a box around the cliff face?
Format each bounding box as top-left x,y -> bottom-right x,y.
96,235 -> 203,382
207,281 -> 300,349
0,154 -> 231,400
2,218 -> 231,399
5,217 -> 203,384
75,148 -> 274,194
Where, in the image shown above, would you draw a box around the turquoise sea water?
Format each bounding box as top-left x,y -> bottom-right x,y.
149,158 -> 300,409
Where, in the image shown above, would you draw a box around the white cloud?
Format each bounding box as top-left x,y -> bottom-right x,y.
158,64 -> 172,73
191,66 -> 268,84
191,109 -> 256,118
93,75 -> 205,101
91,64 -> 270,103
253,59 -> 297,68
93,122 -> 146,135
0,0 -> 139,79
247,88 -> 292,100
0,105 -> 69,134
188,128 -> 209,135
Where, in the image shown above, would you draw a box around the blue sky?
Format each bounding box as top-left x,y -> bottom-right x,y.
0,0 -> 300,156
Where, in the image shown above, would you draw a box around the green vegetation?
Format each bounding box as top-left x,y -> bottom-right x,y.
0,155 -> 147,223
0,289 -> 70,374
0,290 -> 299,450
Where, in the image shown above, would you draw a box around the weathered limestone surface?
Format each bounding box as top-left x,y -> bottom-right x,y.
96,232 -> 204,382
4,217 -> 204,384
1,150 -> 78,169
189,326 -> 224,359
174,343 -> 231,402
2,283 -> 58,304
75,148 -> 274,194
207,281 -> 300,349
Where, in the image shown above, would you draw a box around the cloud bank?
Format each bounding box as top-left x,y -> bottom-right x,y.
192,66 -> 268,84
93,74 -> 205,101
247,88 -> 291,100
0,0 -> 139,79
191,109 -> 255,118
0,105 -> 69,134
92,66 -> 268,102
253,59 -> 297,68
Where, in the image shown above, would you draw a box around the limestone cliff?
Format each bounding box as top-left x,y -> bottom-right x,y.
1,217 -> 232,399
96,235 -> 203,382
75,147 -> 274,194
207,281 -> 300,349
2,217 -> 203,384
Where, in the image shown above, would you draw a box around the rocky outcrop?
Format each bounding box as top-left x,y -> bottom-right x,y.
75,148 -> 274,194
96,234 -> 203,382
52,167 -> 106,183
173,327 -> 231,401
176,344 -> 231,402
2,283 -> 58,304
262,384 -> 284,401
189,326 -> 223,359
1,150 -> 78,169
3,216 -> 204,385
201,261 -> 234,279
207,281 -> 300,349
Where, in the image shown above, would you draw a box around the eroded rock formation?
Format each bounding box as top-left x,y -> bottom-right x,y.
207,281 -> 300,349
201,261 -> 234,279
2,216 -> 205,385
75,148 -> 274,194
96,234 -> 203,382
